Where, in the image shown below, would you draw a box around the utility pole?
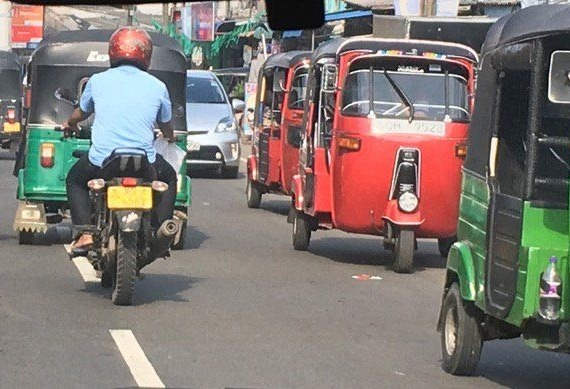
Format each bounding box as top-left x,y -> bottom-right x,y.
162,3 -> 169,27
126,4 -> 135,26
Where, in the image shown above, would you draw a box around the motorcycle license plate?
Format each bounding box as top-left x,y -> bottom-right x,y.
3,122 -> 20,133
107,186 -> 153,210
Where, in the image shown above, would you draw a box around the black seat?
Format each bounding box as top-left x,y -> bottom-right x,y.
99,149 -> 156,181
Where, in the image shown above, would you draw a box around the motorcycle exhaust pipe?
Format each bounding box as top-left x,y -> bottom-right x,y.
152,219 -> 180,257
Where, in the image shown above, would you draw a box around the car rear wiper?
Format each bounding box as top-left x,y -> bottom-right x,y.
383,69 -> 415,122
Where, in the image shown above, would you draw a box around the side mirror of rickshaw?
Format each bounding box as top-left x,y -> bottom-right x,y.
273,70 -> 288,93
54,87 -> 78,107
322,64 -> 338,93
548,51 -> 570,104
232,98 -> 246,113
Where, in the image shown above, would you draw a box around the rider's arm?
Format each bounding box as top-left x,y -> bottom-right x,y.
158,83 -> 175,143
67,108 -> 90,127
64,78 -> 94,130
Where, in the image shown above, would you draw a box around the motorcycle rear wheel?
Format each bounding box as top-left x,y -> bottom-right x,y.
111,230 -> 137,306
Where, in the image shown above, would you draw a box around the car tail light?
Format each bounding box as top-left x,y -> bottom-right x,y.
122,177 -> 138,187
337,136 -> 361,151
40,143 -> 55,168
6,107 -> 16,123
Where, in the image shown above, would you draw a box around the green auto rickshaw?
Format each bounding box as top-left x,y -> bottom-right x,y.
438,4 -> 570,375
13,30 -> 191,249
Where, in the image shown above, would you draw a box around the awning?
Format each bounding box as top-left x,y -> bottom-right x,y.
325,9 -> 373,21
282,30 -> 303,38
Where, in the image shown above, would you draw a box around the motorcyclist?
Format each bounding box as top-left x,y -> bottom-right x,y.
64,27 -> 178,255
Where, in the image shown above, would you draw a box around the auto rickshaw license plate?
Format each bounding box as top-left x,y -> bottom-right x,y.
107,186 -> 153,210
3,122 -> 20,133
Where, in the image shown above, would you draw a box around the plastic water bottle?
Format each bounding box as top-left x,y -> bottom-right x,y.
538,256 -> 562,321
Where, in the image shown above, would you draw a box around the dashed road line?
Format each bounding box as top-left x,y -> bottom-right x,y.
110,329 -> 165,388
64,244 -> 99,283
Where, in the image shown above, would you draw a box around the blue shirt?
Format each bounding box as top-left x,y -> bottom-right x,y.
80,65 -> 172,167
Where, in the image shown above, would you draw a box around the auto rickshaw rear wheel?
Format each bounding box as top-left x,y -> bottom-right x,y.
440,283 -> 482,376
246,178 -> 262,208
438,236 -> 456,258
19,230 -> 34,245
292,210 -> 311,251
393,229 -> 414,273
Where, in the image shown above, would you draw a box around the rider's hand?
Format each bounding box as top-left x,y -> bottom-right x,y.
166,135 -> 176,144
62,121 -> 79,134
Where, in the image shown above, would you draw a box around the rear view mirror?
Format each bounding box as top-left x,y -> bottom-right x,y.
548,51 -> 570,104
54,87 -> 78,107
232,98 -> 246,113
273,70 -> 287,93
321,64 -> 338,93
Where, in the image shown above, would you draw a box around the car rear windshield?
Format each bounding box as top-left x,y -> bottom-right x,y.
187,76 -> 226,104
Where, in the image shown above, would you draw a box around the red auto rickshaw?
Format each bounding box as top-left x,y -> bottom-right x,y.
291,38 -> 478,273
246,51 -> 311,208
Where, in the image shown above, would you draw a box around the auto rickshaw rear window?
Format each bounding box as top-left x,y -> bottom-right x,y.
341,57 -> 469,122
288,67 -> 309,110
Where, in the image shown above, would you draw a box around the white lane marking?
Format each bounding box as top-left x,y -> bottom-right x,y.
110,330 -> 165,388
64,244 -> 99,283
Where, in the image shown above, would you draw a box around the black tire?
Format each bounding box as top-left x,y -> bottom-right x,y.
111,231 -> 137,306
19,230 -> 34,245
246,178 -> 262,209
172,222 -> 187,251
393,229 -> 415,274
292,210 -> 311,251
438,236 -> 456,258
221,165 -> 239,179
441,283 -> 483,376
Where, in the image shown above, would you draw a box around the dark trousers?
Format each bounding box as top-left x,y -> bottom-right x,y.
66,154 -> 177,228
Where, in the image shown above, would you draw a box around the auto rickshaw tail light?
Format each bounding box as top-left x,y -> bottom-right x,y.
6,107 -> 16,123
40,143 -> 55,168
456,144 -> 468,157
338,136 -> 361,151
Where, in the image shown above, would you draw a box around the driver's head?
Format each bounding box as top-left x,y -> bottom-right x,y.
109,27 -> 153,71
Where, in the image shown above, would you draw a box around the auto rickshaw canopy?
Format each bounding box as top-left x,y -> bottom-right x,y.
27,29 -> 187,130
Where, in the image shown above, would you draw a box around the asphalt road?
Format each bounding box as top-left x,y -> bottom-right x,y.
2,150 -> 570,388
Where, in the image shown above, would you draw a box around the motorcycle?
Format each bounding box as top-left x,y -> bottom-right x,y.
75,145 -> 181,305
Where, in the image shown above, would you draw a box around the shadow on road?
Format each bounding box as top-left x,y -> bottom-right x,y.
188,168 -> 245,180
185,225 -> 209,249
259,198 -> 290,216
307,236 -> 445,271
0,151 -> 15,161
460,338 -> 570,388
83,274 -> 201,305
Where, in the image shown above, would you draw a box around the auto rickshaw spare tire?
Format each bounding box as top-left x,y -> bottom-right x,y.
393,229 -> 415,273
292,210 -> 311,251
440,283 -> 482,376
221,165 -> 239,179
19,230 -> 34,245
438,236 -> 456,258
246,178 -> 262,208
112,230 -> 137,306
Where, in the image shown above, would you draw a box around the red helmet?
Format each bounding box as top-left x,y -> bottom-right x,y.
108,27 -> 153,71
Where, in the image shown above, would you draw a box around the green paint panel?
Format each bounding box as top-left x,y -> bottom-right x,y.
19,125 -> 192,209
521,203 -> 568,249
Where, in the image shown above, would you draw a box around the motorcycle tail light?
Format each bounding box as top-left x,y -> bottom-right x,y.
152,180 -> 169,192
122,177 -> 138,187
88,178 -> 105,191
40,143 -> 55,168
338,136 -> 361,151
455,144 -> 468,157
6,107 -> 16,123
